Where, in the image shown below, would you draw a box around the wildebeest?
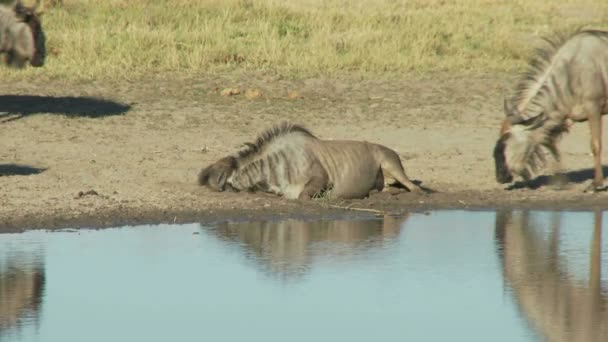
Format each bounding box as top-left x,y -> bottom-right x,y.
494,29 -> 608,192
0,0 -> 46,68
199,122 -> 422,199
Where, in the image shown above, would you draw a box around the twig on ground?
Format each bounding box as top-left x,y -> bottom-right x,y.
326,204 -> 386,215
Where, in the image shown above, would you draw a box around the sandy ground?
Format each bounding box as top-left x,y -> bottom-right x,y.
1,71 -> 608,231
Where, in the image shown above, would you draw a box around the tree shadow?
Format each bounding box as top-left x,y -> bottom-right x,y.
0,164 -> 47,176
0,95 -> 132,123
506,166 -> 608,190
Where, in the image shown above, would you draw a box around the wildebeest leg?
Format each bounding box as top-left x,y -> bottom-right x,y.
298,161 -> 330,200
380,170 -> 404,195
585,110 -> 606,192
378,148 -> 422,193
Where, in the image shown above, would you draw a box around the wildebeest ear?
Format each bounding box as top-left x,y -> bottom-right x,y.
227,156 -> 238,168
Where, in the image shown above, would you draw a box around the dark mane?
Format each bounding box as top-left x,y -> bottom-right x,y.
511,28 -> 608,118
236,122 -> 316,161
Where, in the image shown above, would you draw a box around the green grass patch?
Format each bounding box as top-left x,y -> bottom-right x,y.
2,0 -> 607,81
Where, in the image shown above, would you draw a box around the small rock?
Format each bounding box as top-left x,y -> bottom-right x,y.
245,89 -> 262,99
287,91 -> 302,99
74,190 -> 99,199
220,88 -> 241,97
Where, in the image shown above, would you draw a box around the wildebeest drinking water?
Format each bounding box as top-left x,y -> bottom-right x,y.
0,0 -> 45,68
199,122 -> 422,199
494,29 -> 608,192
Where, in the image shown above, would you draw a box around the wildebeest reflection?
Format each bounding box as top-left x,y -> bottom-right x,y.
0,253 -> 45,337
495,210 -> 607,342
208,215 -> 407,280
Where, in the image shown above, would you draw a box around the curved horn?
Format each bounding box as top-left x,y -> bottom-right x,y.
507,115 -> 526,125
503,98 -> 528,124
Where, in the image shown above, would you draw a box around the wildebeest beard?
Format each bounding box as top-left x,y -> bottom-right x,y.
494,133 -> 513,184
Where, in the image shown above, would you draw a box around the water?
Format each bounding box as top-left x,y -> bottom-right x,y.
1,210 -> 606,342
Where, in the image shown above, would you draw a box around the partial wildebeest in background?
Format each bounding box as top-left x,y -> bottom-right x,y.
199,122 -> 422,199
0,0 -> 45,68
494,29 -> 608,192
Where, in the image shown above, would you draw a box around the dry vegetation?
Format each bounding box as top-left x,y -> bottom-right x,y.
2,0 -> 607,81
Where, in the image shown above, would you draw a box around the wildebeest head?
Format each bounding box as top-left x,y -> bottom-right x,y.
10,0 -> 46,67
494,116 -> 552,184
494,98 -> 544,184
198,156 -> 238,192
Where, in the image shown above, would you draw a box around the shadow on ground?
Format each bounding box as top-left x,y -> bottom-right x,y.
0,95 -> 132,122
507,166 -> 608,190
0,164 -> 47,176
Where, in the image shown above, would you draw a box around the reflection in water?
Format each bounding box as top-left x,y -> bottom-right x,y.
0,248 -> 45,339
208,215 -> 407,280
1,211 -> 607,342
495,210 -> 608,342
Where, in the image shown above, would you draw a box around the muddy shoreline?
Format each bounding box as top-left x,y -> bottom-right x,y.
2,73 -> 608,232
2,189 -> 608,232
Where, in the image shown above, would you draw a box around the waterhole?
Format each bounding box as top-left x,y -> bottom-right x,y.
1,210 -> 606,342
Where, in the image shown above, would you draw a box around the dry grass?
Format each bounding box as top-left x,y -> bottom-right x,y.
2,0 -> 608,81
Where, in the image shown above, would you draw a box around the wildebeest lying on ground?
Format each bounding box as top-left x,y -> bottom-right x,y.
494,29 -> 608,192
199,122 -> 423,199
0,0 -> 45,68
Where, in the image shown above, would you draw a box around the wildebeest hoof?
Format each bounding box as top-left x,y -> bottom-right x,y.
505,182 -> 525,191
384,187 -> 403,195
583,182 -> 608,193
405,185 -> 425,194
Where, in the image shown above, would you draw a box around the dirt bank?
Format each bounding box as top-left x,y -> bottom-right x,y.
1,72 -> 607,231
